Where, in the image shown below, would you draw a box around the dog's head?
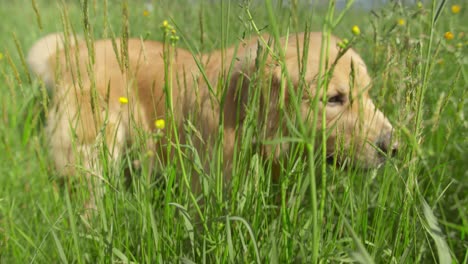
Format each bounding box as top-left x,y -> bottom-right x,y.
231,32 -> 397,168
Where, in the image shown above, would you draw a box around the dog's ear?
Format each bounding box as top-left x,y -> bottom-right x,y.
258,63 -> 290,160
224,69 -> 252,123
225,39 -> 290,160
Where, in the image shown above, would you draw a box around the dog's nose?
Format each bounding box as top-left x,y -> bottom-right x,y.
377,132 -> 398,157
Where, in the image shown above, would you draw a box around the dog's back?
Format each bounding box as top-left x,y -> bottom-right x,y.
27,33 -> 82,88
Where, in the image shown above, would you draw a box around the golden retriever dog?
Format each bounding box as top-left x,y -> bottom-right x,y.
27,32 -> 397,207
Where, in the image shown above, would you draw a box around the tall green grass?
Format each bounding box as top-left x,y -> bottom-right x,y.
0,0 -> 466,263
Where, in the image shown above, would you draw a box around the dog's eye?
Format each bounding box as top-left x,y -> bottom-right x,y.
327,94 -> 345,105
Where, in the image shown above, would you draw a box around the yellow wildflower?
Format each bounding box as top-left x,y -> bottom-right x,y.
119,97 -> 129,104
451,5 -> 461,14
155,119 -> 165,129
143,10 -> 150,17
397,19 -> 406,26
162,20 -> 169,28
444,31 -> 454,40
351,25 -> 361,36
0,52 -> 3,60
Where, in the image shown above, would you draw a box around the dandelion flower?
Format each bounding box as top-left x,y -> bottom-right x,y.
444,31 -> 454,40
155,119 -> 165,129
143,10 -> 150,17
397,19 -> 406,26
119,97 -> 129,104
451,5 -> 461,14
351,25 -> 361,36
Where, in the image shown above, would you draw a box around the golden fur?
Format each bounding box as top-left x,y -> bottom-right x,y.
28,32 -> 397,191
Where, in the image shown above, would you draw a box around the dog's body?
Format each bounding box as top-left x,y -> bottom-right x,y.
28,32 -> 396,194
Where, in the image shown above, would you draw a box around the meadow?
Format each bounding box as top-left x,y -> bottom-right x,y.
0,0 -> 466,263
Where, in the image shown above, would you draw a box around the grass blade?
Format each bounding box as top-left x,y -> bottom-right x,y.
421,199 -> 452,264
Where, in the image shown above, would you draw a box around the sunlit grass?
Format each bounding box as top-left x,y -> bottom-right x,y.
0,0 -> 466,263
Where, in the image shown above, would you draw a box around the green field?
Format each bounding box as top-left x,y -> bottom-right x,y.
0,0 -> 466,263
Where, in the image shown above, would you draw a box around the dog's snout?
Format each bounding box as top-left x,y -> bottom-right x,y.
377,132 -> 398,157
